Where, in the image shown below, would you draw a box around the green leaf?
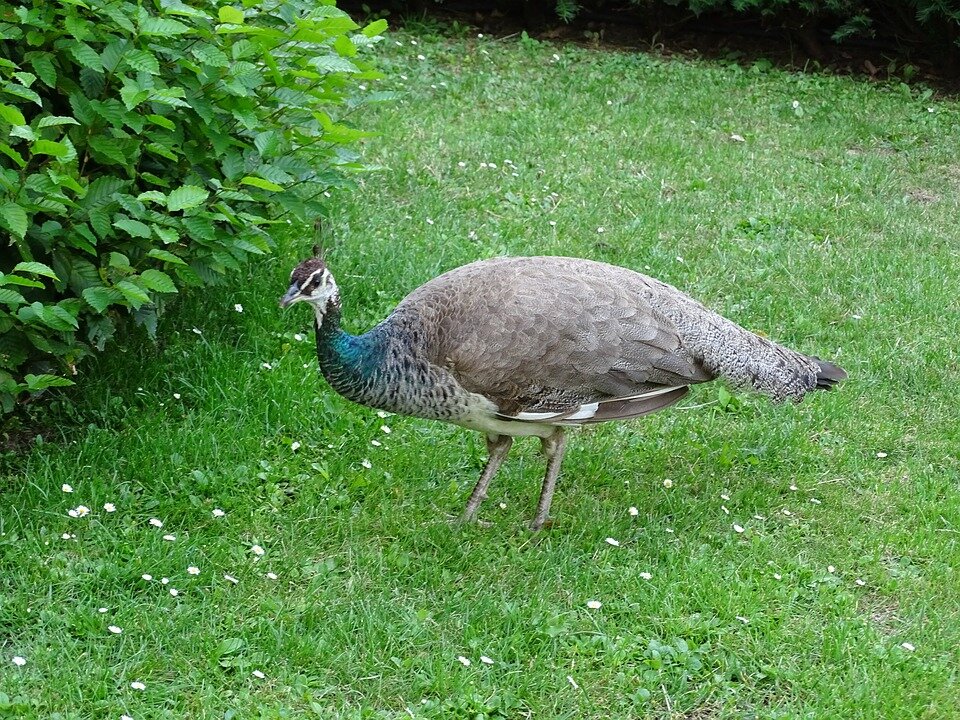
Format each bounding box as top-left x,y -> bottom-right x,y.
145,142 -> 177,161
139,269 -> 177,293
0,202 -> 27,239
217,637 -> 245,656
26,52 -> 57,87
109,252 -> 131,270
101,39 -> 127,73
218,6 -> 245,24
113,215 -> 152,238
87,135 -> 128,165
116,280 -> 151,309
24,373 -> 74,390
190,43 -> 230,68
42,305 -> 79,331
82,285 -> 123,313
161,1 -> 208,19
91,99 -> 129,128
69,92 -> 96,124
140,17 -> 191,35
151,224 -> 178,244
124,49 -> 160,74
137,191 -> 167,204
0,275 -> 44,289
182,215 -> 215,241
0,289 -> 26,306
334,34 -> 357,58
13,262 -> 59,280
32,139 -> 69,157
145,114 -> 175,131
140,172 -> 169,188
68,41 -> 102,70
361,19 -> 389,38
167,185 -> 209,212
3,82 -> 41,105
147,248 -> 187,266
102,5 -> 135,33
254,131 -> 282,158
240,176 -> 283,192
88,207 -> 112,239
13,72 -> 36,88
10,125 -> 36,142
309,56 -> 359,74
120,78 -> 150,110
0,142 -> 26,168
37,115 -> 80,128
0,103 -> 25,125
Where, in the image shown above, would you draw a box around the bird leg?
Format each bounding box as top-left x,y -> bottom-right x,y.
530,427 -> 567,531
460,434 -> 513,524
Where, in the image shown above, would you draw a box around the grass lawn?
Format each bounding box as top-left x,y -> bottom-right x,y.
3,29 -> 960,719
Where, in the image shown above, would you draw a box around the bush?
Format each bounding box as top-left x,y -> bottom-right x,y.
0,0 -> 388,412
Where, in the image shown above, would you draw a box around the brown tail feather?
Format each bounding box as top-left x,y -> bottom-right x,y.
810,357 -> 847,389
574,386 -> 689,424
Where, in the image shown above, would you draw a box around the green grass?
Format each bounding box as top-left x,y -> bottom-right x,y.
3,32 -> 960,719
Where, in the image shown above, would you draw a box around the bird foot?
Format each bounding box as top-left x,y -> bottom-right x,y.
528,516 -> 555,532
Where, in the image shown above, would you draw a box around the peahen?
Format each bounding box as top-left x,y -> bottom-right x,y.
280,254 -> 846,530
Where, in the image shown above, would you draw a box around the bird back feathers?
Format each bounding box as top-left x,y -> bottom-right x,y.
393,256 -> 844,414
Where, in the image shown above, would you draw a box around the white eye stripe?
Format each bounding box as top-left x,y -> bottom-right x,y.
301,268 -> 326,290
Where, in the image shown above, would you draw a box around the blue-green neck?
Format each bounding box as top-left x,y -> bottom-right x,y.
311,302 -> 472,424
313,303 -> 390,406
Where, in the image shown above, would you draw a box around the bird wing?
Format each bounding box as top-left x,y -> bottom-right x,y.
398,256 -> 712,417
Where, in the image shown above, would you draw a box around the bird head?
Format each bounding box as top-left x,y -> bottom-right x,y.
279,257 -> 340,318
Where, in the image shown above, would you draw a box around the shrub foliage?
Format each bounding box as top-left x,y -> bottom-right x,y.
0,0 -> 386,412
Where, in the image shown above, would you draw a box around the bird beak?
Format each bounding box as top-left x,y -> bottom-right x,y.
279,284 -> 300,309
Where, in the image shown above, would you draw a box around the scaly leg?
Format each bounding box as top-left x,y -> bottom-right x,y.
530,428 -> 567,531
461,434 -> 513,523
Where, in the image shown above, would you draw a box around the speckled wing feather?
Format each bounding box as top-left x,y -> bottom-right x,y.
396,256 -> 835,419
395,257 -> 711,417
